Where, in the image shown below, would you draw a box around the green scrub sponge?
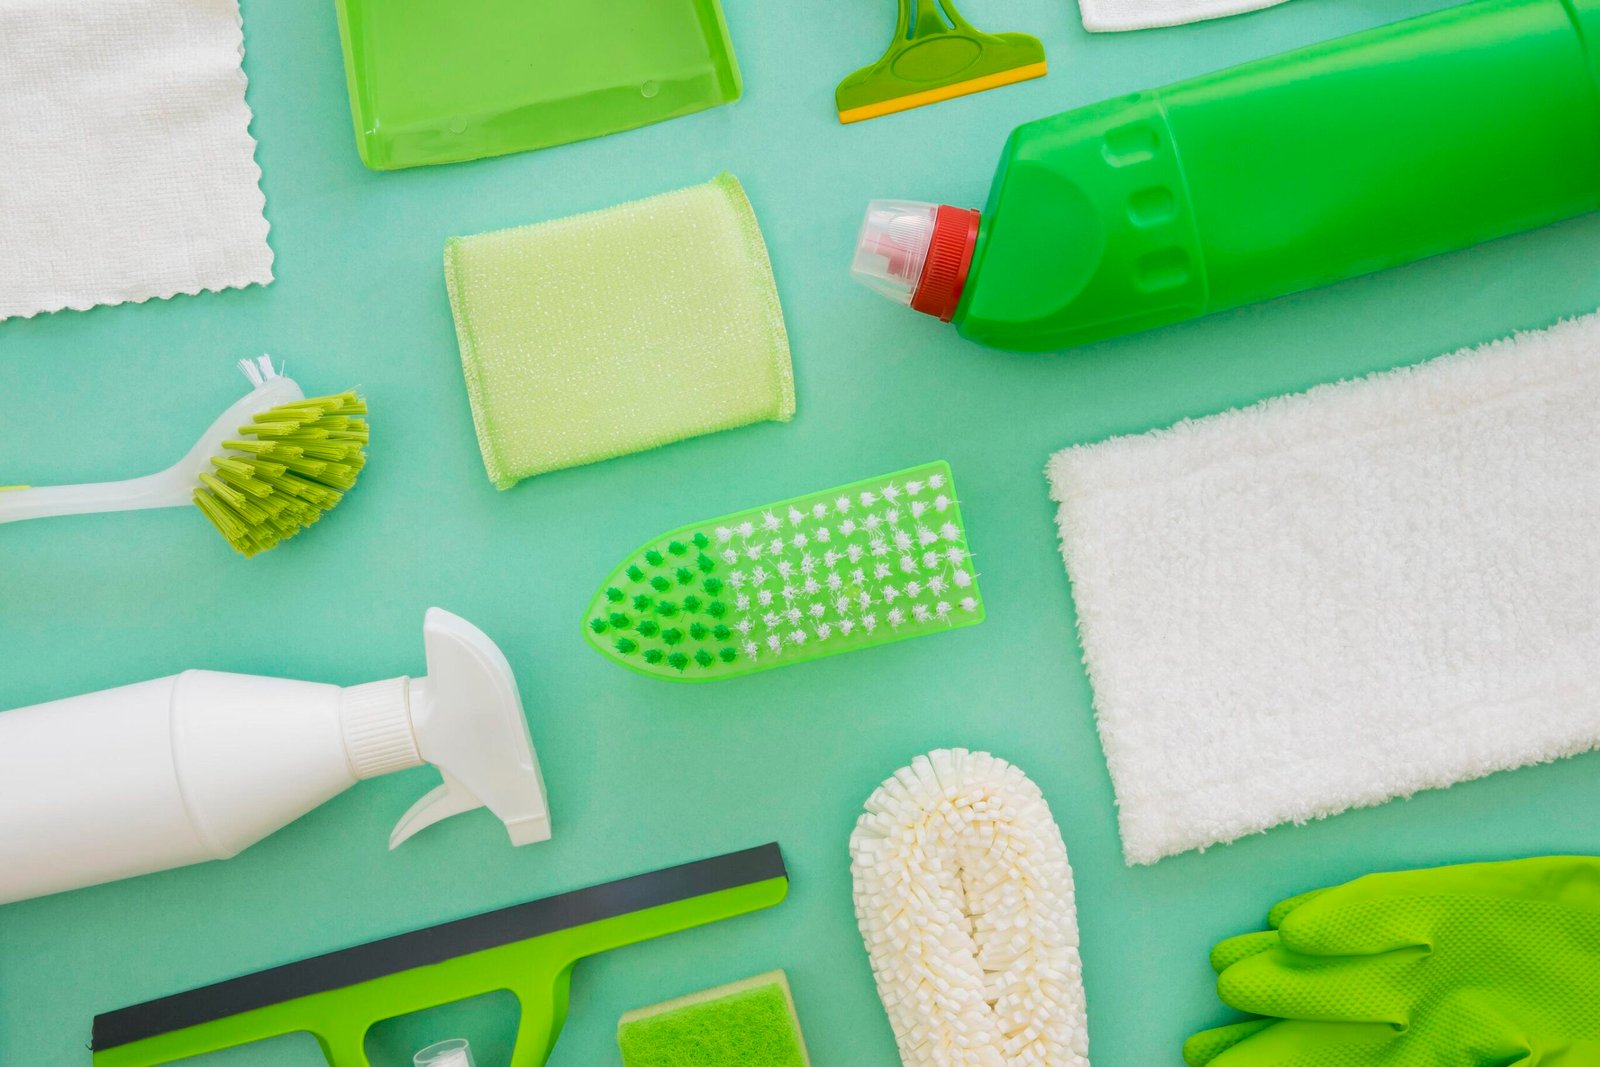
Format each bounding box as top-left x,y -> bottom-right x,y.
444,173 -> 795,489
617,971 -> 811,1067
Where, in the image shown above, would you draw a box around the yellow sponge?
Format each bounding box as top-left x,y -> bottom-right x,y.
617,971 -> 810,1067
444,174 -> 795,489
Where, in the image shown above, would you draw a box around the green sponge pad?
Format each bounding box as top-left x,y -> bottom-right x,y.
617,971 -> 811,1067
444,173 -> 795,489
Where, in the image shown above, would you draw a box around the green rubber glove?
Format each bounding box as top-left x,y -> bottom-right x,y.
1185,857 -> 1600,1067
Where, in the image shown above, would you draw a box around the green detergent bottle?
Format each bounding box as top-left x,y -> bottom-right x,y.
851,0 -> 1600,352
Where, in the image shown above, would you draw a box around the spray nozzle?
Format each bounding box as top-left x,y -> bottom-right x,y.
385,609 -> 551,849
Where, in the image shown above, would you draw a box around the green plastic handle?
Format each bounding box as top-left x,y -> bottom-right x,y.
92,875 -> 788,1067
835,0 -> 1045,122
955,0 -> 1600,350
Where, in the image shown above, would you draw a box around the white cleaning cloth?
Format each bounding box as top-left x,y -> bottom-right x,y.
1078,0 -> 1289,32
1047,314 -> 1600,865
0,0 -> 272,321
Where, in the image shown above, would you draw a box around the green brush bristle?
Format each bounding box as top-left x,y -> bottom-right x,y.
584,461 -> 985,681
193,391 -> 367,557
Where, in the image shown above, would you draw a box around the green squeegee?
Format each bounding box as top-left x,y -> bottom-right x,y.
90,845 -> 788,1067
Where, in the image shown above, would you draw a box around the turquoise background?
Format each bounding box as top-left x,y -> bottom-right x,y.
3,0 -> 1599,1063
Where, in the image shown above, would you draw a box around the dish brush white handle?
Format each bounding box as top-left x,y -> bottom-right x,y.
0,472 -> 195,523
0,368 -> 303,527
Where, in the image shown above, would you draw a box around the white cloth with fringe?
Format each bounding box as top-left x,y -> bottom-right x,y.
0,0 -> 272,321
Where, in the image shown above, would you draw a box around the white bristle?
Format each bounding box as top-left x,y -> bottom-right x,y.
849,750 -> 1089,1067
602,466 -> 981,674
237,354 -> 282,387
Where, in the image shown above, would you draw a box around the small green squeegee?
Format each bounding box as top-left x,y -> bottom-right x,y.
90,844 -> 788,1067
584,461 -> 985,681
836,0 -> 1046,124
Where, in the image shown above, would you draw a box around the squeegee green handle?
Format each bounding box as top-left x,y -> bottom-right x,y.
835,0 -> 1046,122
907,0 -> 974,38
91,876 -> 788,1067
955,0 -> 1600,350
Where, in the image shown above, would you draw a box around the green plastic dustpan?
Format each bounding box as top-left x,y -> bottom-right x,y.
333,0 -> 743,170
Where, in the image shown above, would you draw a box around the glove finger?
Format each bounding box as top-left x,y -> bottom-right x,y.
1184,1020 -> 1277,1066
1278,892 -> 1433,957
1267,887 -> 1333,929
1204,1019 -> 1406,1067
1278,857 -> 1600,957
1211,930 -> 1280,974
1217,944 -> 1423,1024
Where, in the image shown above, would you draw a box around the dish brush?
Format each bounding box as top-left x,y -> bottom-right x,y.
0,358 -> 366,556
584,461 -> 984,680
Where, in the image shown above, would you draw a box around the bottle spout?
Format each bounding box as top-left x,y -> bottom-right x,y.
389,608 -> 551,850
851,200 -> 980,322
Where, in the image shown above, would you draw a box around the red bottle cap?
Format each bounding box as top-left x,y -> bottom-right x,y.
910,205 -> 980,322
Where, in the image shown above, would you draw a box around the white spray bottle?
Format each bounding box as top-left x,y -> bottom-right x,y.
0,608 -> 550,905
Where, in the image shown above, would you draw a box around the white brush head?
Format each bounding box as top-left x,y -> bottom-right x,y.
850,749 -> 1090,1067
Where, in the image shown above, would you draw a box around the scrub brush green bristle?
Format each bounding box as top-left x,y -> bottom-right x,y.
584,461 -> 984,680
0,358 -> 367,557
194,389 -> 368,556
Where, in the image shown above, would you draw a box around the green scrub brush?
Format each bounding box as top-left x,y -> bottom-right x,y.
584,461 -> 984,680
0,358 -> 366,557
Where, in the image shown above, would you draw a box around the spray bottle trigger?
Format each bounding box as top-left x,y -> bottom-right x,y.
389,769 -> 483,850
401,608 -> 553,849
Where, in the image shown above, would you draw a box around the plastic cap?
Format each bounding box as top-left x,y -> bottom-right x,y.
852,200 -> 940,305
852,200 -> 980,322
910,205 -> 980,322
414,1038 -> 475,1067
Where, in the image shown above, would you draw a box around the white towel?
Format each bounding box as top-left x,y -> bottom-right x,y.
1047,314 -> 1600,865
0,0 -> 272,322
1079,0 -> 1290,31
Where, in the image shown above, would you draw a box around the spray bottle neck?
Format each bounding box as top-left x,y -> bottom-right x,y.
338,677 -> 422,780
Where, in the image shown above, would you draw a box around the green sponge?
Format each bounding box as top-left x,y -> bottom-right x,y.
444,173 -> 795,489
617,971 -> 811,1067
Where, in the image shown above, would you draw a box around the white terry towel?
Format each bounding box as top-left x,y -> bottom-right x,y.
0,0 -> 272,321
1079,0 -> 1290,32
1047,314 -> 1600,865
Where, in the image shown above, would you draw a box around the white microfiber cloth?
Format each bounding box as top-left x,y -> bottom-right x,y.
0,0 -> 272,321
1079,0 -> 1289,31
1047,314 -> 1600,865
